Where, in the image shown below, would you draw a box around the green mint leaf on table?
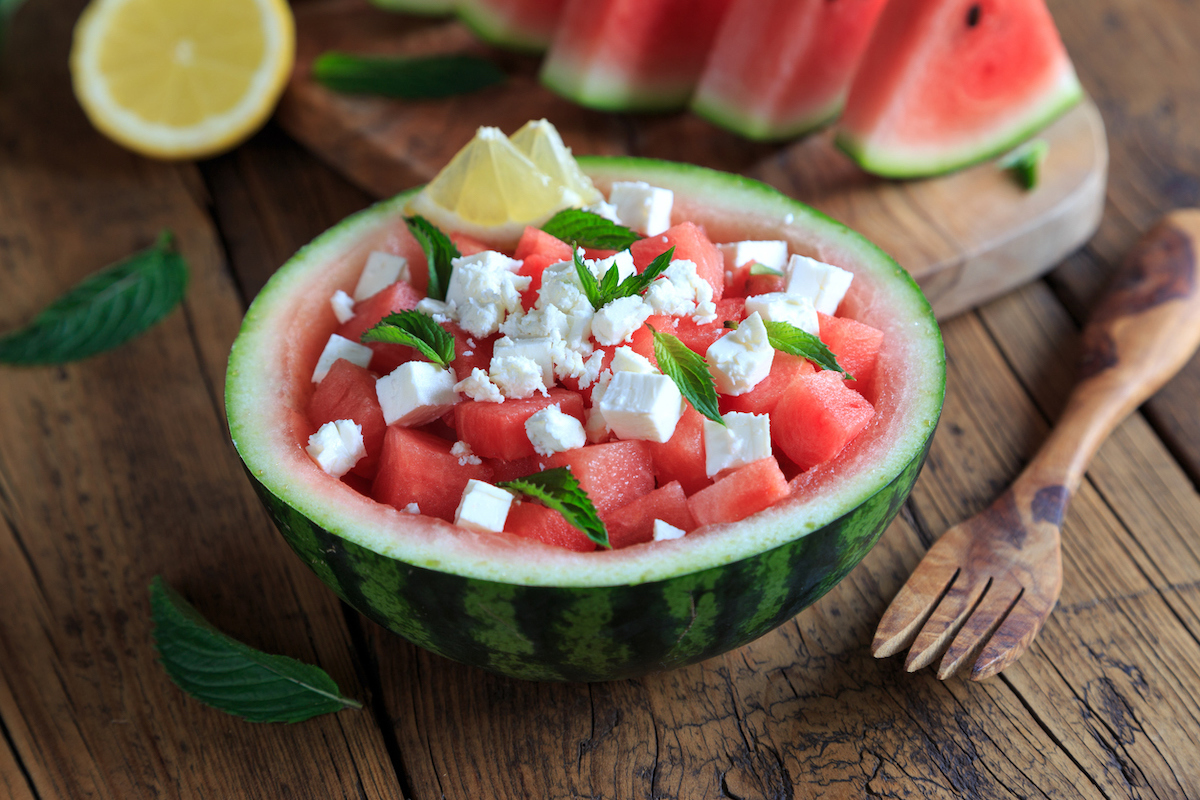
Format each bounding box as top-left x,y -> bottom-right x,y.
361,310 -> 455,367
312,52 -> 505,99
997,138 -> 1048,190
498,468 -> 609,549
763,320 -> 852,378
0,231 -> 188,365
748,261 -> 783,277
150,576 -> 362,723
649,326 -> 724,426
404,215 -> 459,302
541,208 -> 642,250
575,246 -> 676,310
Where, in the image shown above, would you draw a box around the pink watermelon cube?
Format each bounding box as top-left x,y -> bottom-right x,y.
771,369 -> 875,471
505,501 -> 596,552
372,426 -> 494,522
644,404 -> 711,496
630,222 -> 726,301
687,457 -> 790,527
720,352 -> 815,416
336,281 -> 423,373
307,359 -> 387,479
456,388 -> 585,460
603,481 -> 697,549
818,312 -> 884,398
541,440 -> 655,513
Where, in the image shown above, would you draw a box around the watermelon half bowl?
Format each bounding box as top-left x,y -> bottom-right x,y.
225,157 -> 945,682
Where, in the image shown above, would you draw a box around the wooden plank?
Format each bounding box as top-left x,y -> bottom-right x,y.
274,0 -> 1107,321
0,3 -> 402,798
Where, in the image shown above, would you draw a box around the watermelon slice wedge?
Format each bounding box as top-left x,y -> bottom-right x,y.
835,0 -> 1083,178
456,0 -> 569,53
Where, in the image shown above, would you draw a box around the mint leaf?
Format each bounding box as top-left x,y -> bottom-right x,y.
361,310 -> 455,367
610,246 -> 674,301
575,246 -> 676,310
404,215 -> 459,301
313,52 -> 505,99
499,468 -> 609,548
748,261 -> 783,277
150,577 -> 361,723
0,231 -> 188,365
650,327 -> 723,425
574,250 -> 605,310
998,139 -> 1048,190
763,320 -> 851,378
541,209 -> 642,250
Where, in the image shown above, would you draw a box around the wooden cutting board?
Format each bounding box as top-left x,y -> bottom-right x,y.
276,0 -> 1108,320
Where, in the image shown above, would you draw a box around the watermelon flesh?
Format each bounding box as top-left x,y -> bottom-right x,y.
692,0 -> 890,140
836,0 -> 1083,178
457,0 -> 569,52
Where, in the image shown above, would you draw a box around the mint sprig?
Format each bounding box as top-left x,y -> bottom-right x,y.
150,577 -> 361,723
541,209 -> 642,250
649,326 -> 724,425
0,231 -> 188,365
404,215 -> 459,301
763,320 -> 852,378
574,246 -> 675,311
361,310 -> 455,367
498,467 -> 609,549
998,139 -> 1049,190
313,52 -> 505,99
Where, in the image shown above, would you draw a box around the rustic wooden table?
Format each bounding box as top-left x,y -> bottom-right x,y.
4,1 -> 1200,798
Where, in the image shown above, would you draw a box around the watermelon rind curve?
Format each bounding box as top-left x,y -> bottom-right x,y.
456,0 -> 559,54
365,0 -> 455,16
225,157 -> 946,682
691,90 -> 844,143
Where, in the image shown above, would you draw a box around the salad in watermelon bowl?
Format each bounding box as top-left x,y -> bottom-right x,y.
225,121 -> 945,682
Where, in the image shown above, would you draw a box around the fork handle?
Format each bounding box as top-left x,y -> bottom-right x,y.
1018,209 -> 1200,504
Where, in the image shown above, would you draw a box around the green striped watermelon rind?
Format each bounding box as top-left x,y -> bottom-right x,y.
226,156 -> 945,681
456,0 -> 554,54
690,89 -> 846,143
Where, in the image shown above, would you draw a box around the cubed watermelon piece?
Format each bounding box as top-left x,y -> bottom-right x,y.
542,440 -> 655,513
372,426 -> 494,521
447,323 -> 496,382
307,359 -> 387,479
450,231 -> 491,256
644,404 -> 711,495
602,481 -> 697,549
687,457 -> 790,527
515,226 -> 573,309
673,298 -> 745,354
772,369 -> 875,471
336,281 -> 423,373
746,272 -> 786,296
505,501 -> 596,552
630,222 -> 726,301
720,352 -> 815,416
818,311 -> 884,398
456,388 -> 585,460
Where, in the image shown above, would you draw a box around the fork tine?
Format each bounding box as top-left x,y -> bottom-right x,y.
968,592 -> 1058,681
872,561 -> 959,658
936,583 -> 1024,680
904,572 -> 989,672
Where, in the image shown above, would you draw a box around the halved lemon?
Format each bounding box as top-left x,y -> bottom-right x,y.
405,125 -> 585,246
70,0 -> 295,160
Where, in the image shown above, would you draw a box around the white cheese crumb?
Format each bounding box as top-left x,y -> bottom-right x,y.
306,419 -> 366,478
610,346 -> 657,375
375,361 -> 460,426
703,412 -> 772,477
744,293 -> 819,335
450,440 -> 483,466
490,354 -> 548,399
652,519 -> 687,541
415,297 -> 453,324
705,311 -> 774,396
525,403 -> 587,456
445,250 -> 530,337
577,349 -> 606,390
355,251 -> 409,301
312,334 -> 373,383
584,199 -> 621,222
609,181 -> 674,236
330,289 -> 356,324
598,371 -> 684,443
404,503 -> 421,514
783,254 -> 854,316
454,479 -> 514,534
642,258 -> 713,317
492,336 -> 556,387
454,368 -> 505,403
592,296 -> 652,346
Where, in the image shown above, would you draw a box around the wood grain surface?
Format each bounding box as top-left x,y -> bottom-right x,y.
2,0 -> 1200,798
276,0 -> 1108,321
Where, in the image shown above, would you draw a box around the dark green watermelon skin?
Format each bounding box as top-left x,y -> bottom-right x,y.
249,437 -> 928,682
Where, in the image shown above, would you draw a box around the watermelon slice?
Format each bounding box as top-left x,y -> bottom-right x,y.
226,156 -> 945,681
457,0 -> 569,52
836,0 -> 1083,178
366,0 -> 453,15
691,0 -> 890,140
540,0 -> 735,111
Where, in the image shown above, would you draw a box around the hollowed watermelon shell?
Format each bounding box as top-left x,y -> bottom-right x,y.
226,157 -> 945,682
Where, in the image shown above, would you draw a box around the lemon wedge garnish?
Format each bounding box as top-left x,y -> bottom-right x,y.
510,119 -> 603,207
406,123 -> 593,247
70,0 -> 295,160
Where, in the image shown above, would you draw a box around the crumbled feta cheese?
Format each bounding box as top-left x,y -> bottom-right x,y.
450,440 -> 483,466
598,371 -> 684,443
652,519 -> 687,541
355,251 -> 409,301
589,249 -> 637,283
584,199 -> 621,222
376,361 -> 459,426
585,370 -> 614,442
551,346 -> 587,383
493,336 -> 556,387
525,403 -> 587,456
454,367 -> 504,403
454,479 -> 514,534
490,354 -> 548,399
642,258 -> 713,317
703,412 -> 772,477
610,346 -> 656,374
692,301 -> 718,324
445,250 -> 531,337
305,419 -> 365,478
312,334 -> 373,383
577,350 -> 606,390
784,254 -> 854,315
717,240 -> 789,273
536,260 -> 596,318
592,296 -> 652,346
744,293 -> 819,335
416,297 -> 453,324
609,181 -> 674,236
705,311 -> 774,396
404,502 -> 421,514
330,289 -> 356,324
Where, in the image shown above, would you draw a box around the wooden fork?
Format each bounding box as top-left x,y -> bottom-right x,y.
873,209 -> 1200,681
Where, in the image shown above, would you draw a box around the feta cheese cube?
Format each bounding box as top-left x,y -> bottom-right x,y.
609,181 -> 674,236
610,346 -> 657,374
598,371 -> 684,443
717,240 -> 789,273
330,289 -> 356,324
705,311 -> 774,396
312,334 -> 373,383
744,293 -> 819,335
355,251 -> 409,301
445,250 -> 530,337
454,367 -> 505,403
489,354 -> 547,399
592,296 -> 652,346
454,479 -> 514,534
703,412 -> 772,477
376,361 -> 459,426
584,199 -> 621,222
525,403 -> 587,456
305,419 -> 366,478
652,519 -> 687,541
493,336 -> 556,387
784,254 -> 854,315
